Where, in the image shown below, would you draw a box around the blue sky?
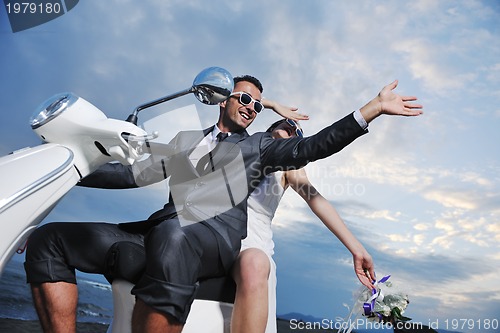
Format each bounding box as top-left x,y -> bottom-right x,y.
1,1 -> 499,331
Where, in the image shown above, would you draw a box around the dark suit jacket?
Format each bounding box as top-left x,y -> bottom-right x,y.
80,112 -> 367,268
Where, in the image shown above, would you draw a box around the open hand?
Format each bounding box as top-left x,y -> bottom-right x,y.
264,99 -> 309,121
378,80 -> 423,117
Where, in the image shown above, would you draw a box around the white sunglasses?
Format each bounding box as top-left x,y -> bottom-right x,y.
230,92 -> 264,113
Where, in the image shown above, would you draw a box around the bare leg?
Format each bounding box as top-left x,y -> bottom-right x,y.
30,282 -> 78,333
231,248 -> 271,333
132,298 -> 183,333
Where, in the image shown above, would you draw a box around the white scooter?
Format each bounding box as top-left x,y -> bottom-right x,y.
0,67 -> 236,333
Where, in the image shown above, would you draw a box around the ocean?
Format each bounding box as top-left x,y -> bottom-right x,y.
0,258 -> 113,325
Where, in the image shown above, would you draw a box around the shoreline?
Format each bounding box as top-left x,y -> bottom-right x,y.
0,318 -> 109,333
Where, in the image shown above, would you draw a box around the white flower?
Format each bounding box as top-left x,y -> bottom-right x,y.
337,274 -> 412,333
383,293 -> 409,312
373,302 -> 391,317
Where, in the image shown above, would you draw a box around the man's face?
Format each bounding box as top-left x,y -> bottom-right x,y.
219,81 -> 262,132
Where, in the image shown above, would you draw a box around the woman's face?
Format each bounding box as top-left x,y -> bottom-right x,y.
271,121 -> 299,139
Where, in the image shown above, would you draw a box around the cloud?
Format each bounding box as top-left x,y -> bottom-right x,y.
275,214 -> 500,321
364,210 -> 401,222
487,223 -> 500,242
394,38 -> 468,94
460,171 -> 493,187
412,234 -> 426,246
425,213 -> 499,253
387,234 -> 410,243
393,1 -> 500,100
435,219 -> 456,233
414,223 -> 431,231
373,250 -> 498,296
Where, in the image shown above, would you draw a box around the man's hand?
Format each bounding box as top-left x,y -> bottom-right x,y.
360,80 -> 423,123
263,98 -> 309,121
379,80 -> 423,116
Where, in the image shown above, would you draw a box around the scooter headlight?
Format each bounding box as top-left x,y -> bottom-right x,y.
30,93 -> 78,129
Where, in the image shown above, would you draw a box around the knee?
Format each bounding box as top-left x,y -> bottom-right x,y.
147,223 -> 187,250
234,249 -> 270,290
144,223 -> 192,264
24,223 -> 77,284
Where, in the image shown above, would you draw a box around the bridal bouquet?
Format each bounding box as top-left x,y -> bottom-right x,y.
337,275 -> 411,333
361,275 -> 411,323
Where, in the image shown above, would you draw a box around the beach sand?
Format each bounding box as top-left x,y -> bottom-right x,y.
0,318 -> 108,333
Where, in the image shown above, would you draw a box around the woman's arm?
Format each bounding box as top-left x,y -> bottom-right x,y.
286,168 -> 376,289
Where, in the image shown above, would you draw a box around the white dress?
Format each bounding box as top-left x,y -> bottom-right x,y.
241,171 -> 285,333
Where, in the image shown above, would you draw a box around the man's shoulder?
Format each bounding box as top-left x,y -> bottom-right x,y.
238,131 -> 272,145
173,127 -> 212,139
248,131 -> 272,140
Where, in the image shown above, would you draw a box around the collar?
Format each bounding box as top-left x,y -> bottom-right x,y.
210,125 -> 231,143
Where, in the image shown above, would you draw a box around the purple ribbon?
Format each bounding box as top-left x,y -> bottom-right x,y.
363,275 -> 391,319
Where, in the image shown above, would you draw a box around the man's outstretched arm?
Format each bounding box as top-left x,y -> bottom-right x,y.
259,80 -> 423,172
360,80 -> 423,123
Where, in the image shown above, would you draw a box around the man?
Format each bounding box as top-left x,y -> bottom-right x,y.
24,75 -> 422,333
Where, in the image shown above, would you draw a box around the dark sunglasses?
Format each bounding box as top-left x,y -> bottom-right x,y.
286,119 -> 304,137
230,92 -> 264,113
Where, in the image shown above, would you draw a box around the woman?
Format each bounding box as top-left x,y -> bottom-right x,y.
231,118 -> 376,333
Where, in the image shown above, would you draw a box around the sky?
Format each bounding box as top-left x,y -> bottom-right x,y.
1,1 -> 499,332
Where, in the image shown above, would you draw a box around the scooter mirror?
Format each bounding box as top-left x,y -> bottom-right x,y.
126,67 -> 234,124
192,67 -> 233,105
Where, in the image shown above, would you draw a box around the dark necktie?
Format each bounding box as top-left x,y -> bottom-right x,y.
196,132 -> 228,174
216,132 -> 228,142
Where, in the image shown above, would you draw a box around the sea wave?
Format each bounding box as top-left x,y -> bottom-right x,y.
0,259 -> 113,324
80,279 -> 112,292
77,303 -> 113,324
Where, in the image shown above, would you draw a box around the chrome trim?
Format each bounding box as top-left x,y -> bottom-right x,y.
0,148 -> 75,215
30,93 -> 78,129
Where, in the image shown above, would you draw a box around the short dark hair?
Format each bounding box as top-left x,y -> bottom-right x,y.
234,75 -> 264,93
